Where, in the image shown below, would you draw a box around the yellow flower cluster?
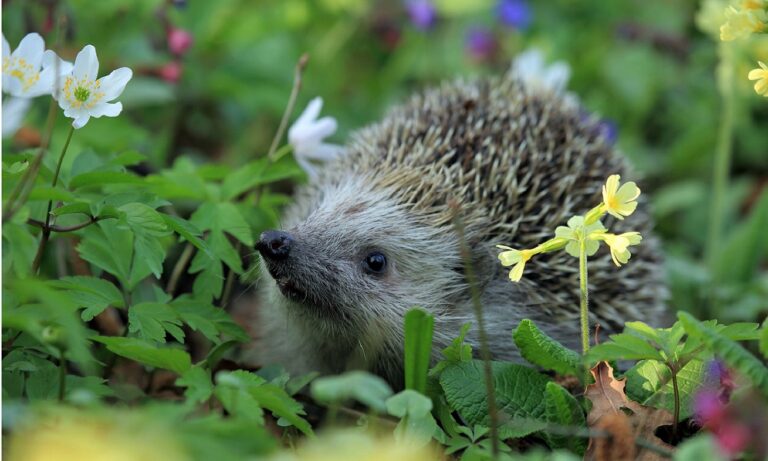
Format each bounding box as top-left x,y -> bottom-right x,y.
748,60 -> 768,95
270,430 -> 442,461
497,175 -> 643,282
720,0 -> 767,41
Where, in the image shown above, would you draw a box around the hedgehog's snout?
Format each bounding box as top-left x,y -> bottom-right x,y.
257,230 -> 293,261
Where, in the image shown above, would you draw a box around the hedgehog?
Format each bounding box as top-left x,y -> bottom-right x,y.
250,70 -> 666,386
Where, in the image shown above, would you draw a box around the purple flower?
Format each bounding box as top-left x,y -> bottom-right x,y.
694,389 -> 726,427
405,0 -> 437,30
598,119 -> 618,145
496,0 -> 531,30
465,27 -> 496,61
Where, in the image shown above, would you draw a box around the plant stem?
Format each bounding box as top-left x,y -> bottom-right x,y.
32,124 -> 76,274
166,242 -> 196,295
670,369 -> 680,442
705,42 -> 735,315
579,237 -> 590,355
27,216 -> 103,232
3,97 -> 59,221
220,241 -> 242,308
267,53 -> 309,160
452,203 -> 499,459
58,350 -> 67,401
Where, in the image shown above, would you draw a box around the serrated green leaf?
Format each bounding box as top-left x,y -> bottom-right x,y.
404,308 -> 434,394
678,312 -> 768,397
543,382 -> 586,454
177,366 -> 214,404
128,302 -> 185,343
3,222 -> 37,277
49,276 -> 125,321
624,359 -> 707,420
439,360 -> 550,436
162,214 -> 212,256
172,296 -> 249,343
119,203 -> 170,236
248,384 -> 314,436
93,336 -> 191,374
77,221 -> 134,287
221,156 -> 303,201
311,371 -> 393,413
586,333 -> 665,363
513,319 -> 581,377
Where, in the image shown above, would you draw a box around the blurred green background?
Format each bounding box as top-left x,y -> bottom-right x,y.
3,0 -> 767,324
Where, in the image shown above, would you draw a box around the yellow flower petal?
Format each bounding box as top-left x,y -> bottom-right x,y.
509,260 -> 526,282
601,175 -> 641,220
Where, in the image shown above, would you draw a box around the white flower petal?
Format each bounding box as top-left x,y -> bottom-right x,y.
89,101 -> 122,118
543,62 -> 571,92
13,33 -> 45,68
511,48 -> 571,94
2,96 -> 32,138
294,155 -> 318,179
298,116 -> 338,144
42,50 -> 74,77
299,142 -> 345,161
2,34 -> 10,59
97,67 -> 132,101
294,97 -> 323,128
73,45 -> 99,82
72,113 -> 91,129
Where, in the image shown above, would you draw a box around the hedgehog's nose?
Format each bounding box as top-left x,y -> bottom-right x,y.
257,230 -> 293,261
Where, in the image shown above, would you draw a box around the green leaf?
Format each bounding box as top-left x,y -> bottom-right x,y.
586,333 -> 665,363
431,323 -> 473,376
386,390 -> 442,446
51,202 -> 91,216
624,359 -> 707,420
3,222 -> 37,277
248,383 -> 314,436
92,336 -> 191,374
439,360 -> 550,436
404,308 -> 434,394
162,214 -> 212,256
678,312 -> 768,397
177,366 -> 214,404
543,382 -> 586,454
673,434 -> 727,461
128,302 -> 185,343
513,319 -> 582,377
28,186 -> 76,202
69,171 -> 143,188
119,203 -> 170,236
172,297 -> 249,343
221,156 -> 303,201
310,371 -> 394,413
77,221 -> 135,288
760,319 -> 768,360
49,276 -> 125,321
714,189 -> 768,284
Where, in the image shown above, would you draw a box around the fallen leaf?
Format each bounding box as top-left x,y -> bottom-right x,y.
585,361 -> 675,461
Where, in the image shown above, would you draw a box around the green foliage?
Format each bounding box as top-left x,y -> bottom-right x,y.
624,359 -> 706,419
543,383 -> 586,455
678,312 -> 768,397
513,319 -> 581,377
310,371 -> 393,413
404,308 -> 435,394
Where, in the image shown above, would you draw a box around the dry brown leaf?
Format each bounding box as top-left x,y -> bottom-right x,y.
585,361 -> 676,461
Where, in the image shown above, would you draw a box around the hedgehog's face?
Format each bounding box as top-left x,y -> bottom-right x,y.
256,176 -> 466,343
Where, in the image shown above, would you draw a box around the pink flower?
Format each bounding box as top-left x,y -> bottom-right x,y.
167,28 -> 193,56
715,423 -> 751,456
694,390 -> 727,428
159,62 -> 182,83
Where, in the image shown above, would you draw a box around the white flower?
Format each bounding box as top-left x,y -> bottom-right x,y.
2,32 -> 72,98
511,49 -> 571,93
2,96 -> 32,138
288,97 -> 345,178
53,45 -> 132,129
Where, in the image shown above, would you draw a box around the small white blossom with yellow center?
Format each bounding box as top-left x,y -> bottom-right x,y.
53,44 -> 132,129
601,174 -> 640,220
2,32 -> 72,98
748,61 -> 768,96
288,97 -> 345,179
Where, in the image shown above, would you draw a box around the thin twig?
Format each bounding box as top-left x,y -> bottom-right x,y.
32,124 -> 76,274
166,242 -> 196,295
451,201 -> 500,459
27,216 -> 103,232
267,53 -> 309,159
220,241 -> 242,309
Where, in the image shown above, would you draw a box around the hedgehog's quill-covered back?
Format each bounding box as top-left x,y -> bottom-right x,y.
252,73 -> 666,386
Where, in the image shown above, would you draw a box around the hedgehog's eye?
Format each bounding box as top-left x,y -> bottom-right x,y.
363,252 -> 387,274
